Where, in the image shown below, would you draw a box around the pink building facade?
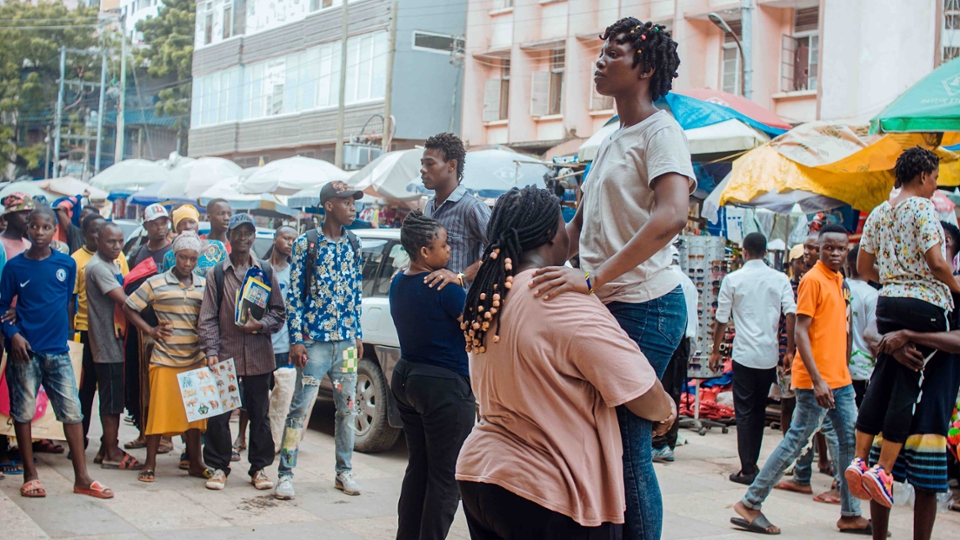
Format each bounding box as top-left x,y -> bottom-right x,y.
461,0 -> 954,153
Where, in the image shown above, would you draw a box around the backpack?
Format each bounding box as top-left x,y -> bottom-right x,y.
212,259 -> 274,316
301,228 -> 360,304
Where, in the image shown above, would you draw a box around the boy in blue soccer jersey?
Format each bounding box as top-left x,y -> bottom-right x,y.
0,206 -> 112,499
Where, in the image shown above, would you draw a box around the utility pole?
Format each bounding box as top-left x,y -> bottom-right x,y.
53,46 -> 66,178
381,2 -> 398,152
741,0 -> 753,100
334,1 -> 350,167
114,15 -> 128,163
95,50 -> 107,174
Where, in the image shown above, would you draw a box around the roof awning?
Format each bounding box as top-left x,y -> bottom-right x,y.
472,46 -> 511,60
519,38 -> 565,51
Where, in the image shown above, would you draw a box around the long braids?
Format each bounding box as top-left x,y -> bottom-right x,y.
600,17 -> 680,101
462,187 -> 560,353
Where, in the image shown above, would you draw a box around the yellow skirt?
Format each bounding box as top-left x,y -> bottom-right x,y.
145,364 -> 207,437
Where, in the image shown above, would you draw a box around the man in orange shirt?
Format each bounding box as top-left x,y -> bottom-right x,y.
731,224 -> 871,535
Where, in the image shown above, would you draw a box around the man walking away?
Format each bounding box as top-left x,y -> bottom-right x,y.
420,133 -> 490,290
277,181 -> 364,500
711,232 -> 797,485
199,213 -> 285,491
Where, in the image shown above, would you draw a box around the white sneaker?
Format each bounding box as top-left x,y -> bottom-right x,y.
275,476 -> 295,500
335,471 -> 361,496
205,469 -> 227,490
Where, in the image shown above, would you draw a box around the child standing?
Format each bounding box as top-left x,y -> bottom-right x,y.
848,146 -> 960,507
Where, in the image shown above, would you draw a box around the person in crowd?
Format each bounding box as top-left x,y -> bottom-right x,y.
277,181 -> 364,499
776,244 -> 807,438
53,196 -> 85,254
123,231 -> 209,482
390,211 -> 474,539
204,198 -> 233,250
1,206 -> 112,499
710,233 -> 797,485
529,19 -> 693,539
162,204 -> 227,277
75,213 -> 130,458
848,147 -> 960,508
803,233 -> 820,270
732,224 -> 869,535
865,223 -> 960,540
653,247 -> 699,463
84,222 -> 141,470
456,186 -> 676,538
846,245 -> 880,406
124,203 -> 174,453
198,213 -> 284,491
420,132 -> 490,290
1,193 -> 33,260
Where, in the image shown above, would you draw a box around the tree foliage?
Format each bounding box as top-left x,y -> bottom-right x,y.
0,1 -> 101,176
135,0 -> 194,128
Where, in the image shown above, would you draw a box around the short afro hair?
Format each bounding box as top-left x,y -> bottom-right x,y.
600,18 -> 680,101
894,146 -> 939,188
424,132 -> 466,182
818,223 -> 849,239
742,232 -> 767,257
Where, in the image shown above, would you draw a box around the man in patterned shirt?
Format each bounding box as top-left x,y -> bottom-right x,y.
276,181 -> 364,500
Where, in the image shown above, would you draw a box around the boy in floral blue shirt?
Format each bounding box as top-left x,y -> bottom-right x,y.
276,181 -> 364,500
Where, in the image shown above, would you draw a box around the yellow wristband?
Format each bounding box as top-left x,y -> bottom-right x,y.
585,272 -> 594,294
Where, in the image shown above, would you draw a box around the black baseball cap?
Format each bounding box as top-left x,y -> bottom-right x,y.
319,181 -> 363,206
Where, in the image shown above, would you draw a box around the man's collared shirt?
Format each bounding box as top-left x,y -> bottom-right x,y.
198,256 -> 286,377
425,185 -> 491,276
287,228 -> 363,345
715,259 -> 797,370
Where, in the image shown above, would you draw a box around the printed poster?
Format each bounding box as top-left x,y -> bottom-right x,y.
177,358 -> 242,422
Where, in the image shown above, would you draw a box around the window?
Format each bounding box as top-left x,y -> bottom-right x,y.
548,49 -> 564,115
345,32 -> 388,105
361,239 -> 388,298
223,5 -> 232,39
310,0 -> 336,11
945,46 -> 960,63
412,31 -> 464,55
233,0 -> 246,37
204,11 -> 213,45
482,59 -> 510,122
590,80 -> 613,111
781,7 -> 819,92
500,60 -> 510,120
493,0 -> 514,8
722,45 -> 740,95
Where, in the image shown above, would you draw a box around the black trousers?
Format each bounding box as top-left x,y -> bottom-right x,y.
392,359 -> 475,540
852,380 -> 868,408
857,296 -> 948,444
78,331 -> 96,446
653,338 -> 690,451
204,372 -> 274,476
458,481 -> 622,540
124,326 -> 143,430
732,361 -> 776,476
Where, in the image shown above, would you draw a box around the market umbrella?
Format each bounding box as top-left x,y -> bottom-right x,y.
578,117 -> 770,161
0,181 -> 55,200
351,149 -> 422,201
158,157 -> 242,201
237,156 -> 349,196
199,176 -> 296,218
89,159 -> 170,194
674,88 -> 793,131
702,173 -> 846,224
870,56 -> 960,134
37,177 -> 109,200
406,148 -> 549,198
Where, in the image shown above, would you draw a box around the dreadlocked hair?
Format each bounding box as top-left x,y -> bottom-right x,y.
462,186 -> 561,354
600,17 -> 680,101
400,210 -> 444,262
894,146 -> 940,188
424,132 -> 466,182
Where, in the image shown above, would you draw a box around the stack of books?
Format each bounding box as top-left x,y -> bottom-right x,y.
236,267 -> 271,326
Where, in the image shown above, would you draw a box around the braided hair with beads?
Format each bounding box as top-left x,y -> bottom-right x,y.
600,17 -> 680,101
400,210 -> 444,261
462,186 -> 561,354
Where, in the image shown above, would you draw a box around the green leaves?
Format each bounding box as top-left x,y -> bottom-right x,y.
136,0 -> 195,132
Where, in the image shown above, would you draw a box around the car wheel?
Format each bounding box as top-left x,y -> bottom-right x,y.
353,357 -> 401,453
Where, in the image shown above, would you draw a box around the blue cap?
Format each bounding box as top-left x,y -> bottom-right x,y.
228,213 -> 256,231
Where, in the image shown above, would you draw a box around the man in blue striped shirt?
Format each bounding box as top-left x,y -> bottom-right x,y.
421,133 -> 490,290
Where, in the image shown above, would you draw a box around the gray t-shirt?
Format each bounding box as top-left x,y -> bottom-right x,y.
85,255 -> 125,364
271,261 -> 292,355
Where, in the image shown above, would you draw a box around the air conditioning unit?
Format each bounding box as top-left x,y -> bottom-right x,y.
342,143 -> 383,171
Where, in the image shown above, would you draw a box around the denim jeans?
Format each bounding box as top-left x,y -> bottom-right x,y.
742,385 -> 861,517
607,285 -> 687,540
278,339 -> 357,478
6,351 -> 82,425
793,416 -> 840,487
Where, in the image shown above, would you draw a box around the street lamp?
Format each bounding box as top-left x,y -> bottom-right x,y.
708,12 -> 745,98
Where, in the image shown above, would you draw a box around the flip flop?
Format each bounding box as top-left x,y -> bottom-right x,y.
0,460 -> 24,475
138,469 -> 155,483
774,480 -> 813,494
231,449 -> 241,462
101,452 -> 143,471
74,480 -> 114,499
157,439 -> 174,455
93,453 -> 104,465
32,440 -> 64,454
730,514 -> 780,535
20,479 -> 46,498
813,491 -> 841,505
124,437 -> 146,450
729,472 -> 756,485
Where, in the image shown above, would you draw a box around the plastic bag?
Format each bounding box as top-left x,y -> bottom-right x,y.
893,481 -> 955,513
268,366 -> 297,454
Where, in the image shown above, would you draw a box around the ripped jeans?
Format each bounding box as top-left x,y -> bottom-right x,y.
278,339 -> 357,478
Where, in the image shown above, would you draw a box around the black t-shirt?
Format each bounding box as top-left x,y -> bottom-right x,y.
132,243 -> 172,268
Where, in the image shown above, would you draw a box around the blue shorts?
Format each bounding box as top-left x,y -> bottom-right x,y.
5,351 -> 83,425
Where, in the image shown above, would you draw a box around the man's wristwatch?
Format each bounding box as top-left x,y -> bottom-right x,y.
457,272 -> 465,287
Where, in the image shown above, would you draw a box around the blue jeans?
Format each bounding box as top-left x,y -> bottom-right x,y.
793,416 -> 841,487
608,285 -> 687,540
278,340 -> 357,478
6,351 -> 82,425
743,386 -> 861,517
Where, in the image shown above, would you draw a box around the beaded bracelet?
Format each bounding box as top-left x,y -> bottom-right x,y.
585,272 -> 594,294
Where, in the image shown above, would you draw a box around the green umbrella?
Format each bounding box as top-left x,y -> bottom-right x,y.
870,56 -> 960,134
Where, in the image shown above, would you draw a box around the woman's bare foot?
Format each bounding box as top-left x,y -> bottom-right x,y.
837,516 -> 870,532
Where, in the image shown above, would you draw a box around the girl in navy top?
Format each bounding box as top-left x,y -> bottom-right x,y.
389,210 -> 474,540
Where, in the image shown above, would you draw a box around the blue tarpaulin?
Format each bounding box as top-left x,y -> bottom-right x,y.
659,93 -> 787,138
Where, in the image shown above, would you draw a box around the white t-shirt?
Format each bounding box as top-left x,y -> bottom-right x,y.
579,110 -> 696,304
671,265 -> 699,341
847,279 -> 879,381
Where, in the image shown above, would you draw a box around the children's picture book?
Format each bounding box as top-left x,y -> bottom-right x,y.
177,358 -> 242,422
235,267 -> 272,326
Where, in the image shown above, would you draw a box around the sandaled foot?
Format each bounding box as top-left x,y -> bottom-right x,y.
20,479 -> 46,498
813,490 -> 841,504
774,479 -> 813,494
33,440 -> 64,454
838,517 -> 878,535
732,501 -> 780,535
138,469 -> 156,483
101,451 -> 143,471
124,436 -> 146,450
157,438 -> 174,454
74,480 -> 114,499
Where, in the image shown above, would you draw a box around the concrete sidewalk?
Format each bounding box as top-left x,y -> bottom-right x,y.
2,400 -> 958,539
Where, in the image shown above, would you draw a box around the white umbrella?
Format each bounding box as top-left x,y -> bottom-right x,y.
199,176 -> 296,217
0,181 -> 54,200
406,149 -> 549,197
89,159 -> 170,193
158,157 -> 243,200
37,177 -> 109,200
351,149 -> 423,201
237,156 -> 349,196
578,118 -> 770,161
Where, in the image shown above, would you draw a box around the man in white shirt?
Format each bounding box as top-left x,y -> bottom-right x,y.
846,245 -> 880,407
710,233 -> 797,485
